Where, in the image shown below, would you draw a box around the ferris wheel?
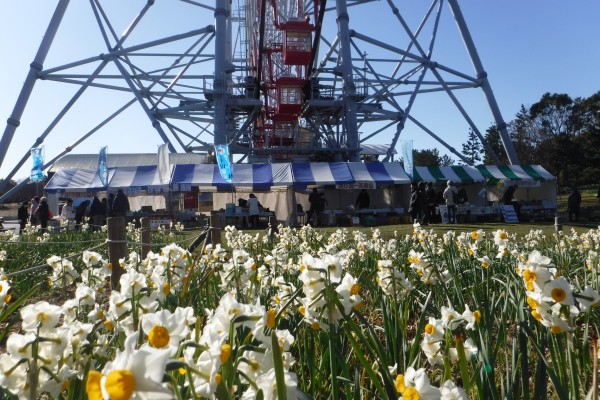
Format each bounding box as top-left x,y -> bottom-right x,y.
0,0 -> 518,195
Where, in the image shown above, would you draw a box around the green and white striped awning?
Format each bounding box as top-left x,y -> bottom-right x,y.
411,165 -> 555,184
412,165 -> 485,183
476,165 -> 555,183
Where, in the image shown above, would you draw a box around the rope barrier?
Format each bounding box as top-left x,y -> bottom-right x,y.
6,241 -> 108,278
0,238 -> 106,245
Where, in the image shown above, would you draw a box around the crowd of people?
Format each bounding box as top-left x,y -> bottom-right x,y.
17,189 -> 131,233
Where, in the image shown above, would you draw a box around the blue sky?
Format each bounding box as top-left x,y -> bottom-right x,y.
1,1 -> 599,181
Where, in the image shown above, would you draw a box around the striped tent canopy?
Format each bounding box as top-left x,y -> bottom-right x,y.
108,165 -> 172,195
412,165 -> 484,183
347,162 -> 411,185
170,163 -> 294,191
476,165 -> 555,183
291,162 -> 354,187
45,168 -> 113,193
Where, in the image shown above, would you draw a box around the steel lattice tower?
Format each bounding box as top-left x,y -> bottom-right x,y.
0,0 -> 518,198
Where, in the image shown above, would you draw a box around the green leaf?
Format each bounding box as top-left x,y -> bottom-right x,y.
271,330 -> 287,400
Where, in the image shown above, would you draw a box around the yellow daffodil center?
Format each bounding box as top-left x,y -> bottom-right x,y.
162,283 -> 170,296
105,370 -> 135,400
424,323 -> 435,335
404,387 -> 420,400
310,321 -> 321,331
551,325 -> 563,334
267,308 -> 277,329
527,297 -> 538,310
470,232 -> 479,240
395,374 -> 406,393
86,370 -> 103,400
499,232 -> 508,240
298,305 -> 306,316
474,310 -> 481,323
220,344 -> 232,364
531,310 -> 542,321
148,325 -> 170,348
36,313 -> 49,323
550,288 -> 566,303
215,373 -> 222,384
350,283 -> 360,296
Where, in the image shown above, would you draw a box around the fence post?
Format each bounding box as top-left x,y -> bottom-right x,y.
107,216 -> 127,289
140,217 -> 151,259
210,211 -> 222,245
554,216 -> 562,233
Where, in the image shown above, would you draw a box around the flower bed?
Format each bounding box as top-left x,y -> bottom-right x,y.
0,223 -> 598,399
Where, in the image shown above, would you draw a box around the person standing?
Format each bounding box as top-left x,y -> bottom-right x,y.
112,189 -> 130,218
89,196 -> 104,230
247,193 -> 261,228
37,197 -> 50,233
60,199 -> 74,229
408,183 -> 421,223
567,187 -> 582,222
107,193 -> 115,217
74,200 -> 90,231
17,201 -> 29,234
355,189 -> 370,210
30,196 -> 40,226
425,183 -> 437,224
307,188 -> 320,225
502,184 -> 521,218
443,180 -> 458,224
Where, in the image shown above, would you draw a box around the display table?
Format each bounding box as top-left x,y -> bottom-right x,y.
211,211 -> 275,228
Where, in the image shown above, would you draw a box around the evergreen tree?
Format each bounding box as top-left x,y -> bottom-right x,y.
460,128 -> 483,165
413,148 -> 454,166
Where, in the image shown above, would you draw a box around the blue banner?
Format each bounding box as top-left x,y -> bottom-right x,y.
98,146 -> 108,187
399,140 -> 413,178
30,147 -> 45,182
215,144 -> 232,182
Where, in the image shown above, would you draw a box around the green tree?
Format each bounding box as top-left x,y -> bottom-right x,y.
529,93 -> 581,139
412,148 -> 454,166
509,105 -> 537,164
460,128 -> 483,165
482,125 -> 507,165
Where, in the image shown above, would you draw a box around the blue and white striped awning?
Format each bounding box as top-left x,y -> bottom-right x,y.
291,162 -> 354,187
347,162 -> 411,185
412,166 -> 485,183
108,165 -> 171,195
170,163 -> 294,191
45,168 -> 113,193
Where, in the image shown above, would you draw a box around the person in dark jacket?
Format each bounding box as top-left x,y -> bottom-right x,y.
17,202 -> 29,234
307,188 -> 320,225
89,196 -> 104,230
408,183 -> 423,223
567,187 -> 582,222
424,183 -> 437,224
74,200 -> 90,231
355,189 -> 370,210
107,193 -> 115,217
37,197 -> 50,233
502,184 -> 520,218
112,189 -> 130,217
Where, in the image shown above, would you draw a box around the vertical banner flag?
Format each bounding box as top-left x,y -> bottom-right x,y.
98,146 -> 108,187
157,143 -> 170,184
399,140 -> 414,178
215,144 -> 232,182
30,147 -> 45,182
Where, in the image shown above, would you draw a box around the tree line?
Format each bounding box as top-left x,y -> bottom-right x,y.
414,91 -> 600,188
